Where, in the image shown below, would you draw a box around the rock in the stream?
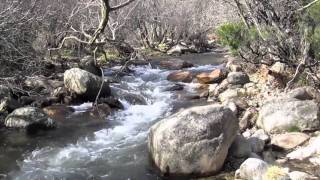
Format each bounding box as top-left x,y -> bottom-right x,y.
163,84 -> 184,91
159,59 -> 193,70
271,132 -> 310,150
98,97 -> 124,109
257,98 -> 320,133
4,107 -> 56,132
79,56 -> 102,76
64,68 -> 111,101
227,72 -> 250,85
111,88 -> 147,105
89,103 -> 112,119
167,71 -> 193,83
235,158 -> 268,180
196,69 -> 226,84
148,104 -> 239,176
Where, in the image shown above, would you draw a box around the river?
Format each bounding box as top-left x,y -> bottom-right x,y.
1,52 -> 227,180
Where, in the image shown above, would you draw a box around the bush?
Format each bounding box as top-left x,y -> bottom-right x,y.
216,22 -> 260,54
216,22 -> 244,52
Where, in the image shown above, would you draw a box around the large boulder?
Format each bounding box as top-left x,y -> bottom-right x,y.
159,59 -> 193,70
196,69 -> 227,84
148,104 -> 239,176
257,98 -> 320,133
227,72 -> 250,85
64,68 -> 111,101
4,107 -> 56,132
167,71 -> 193,83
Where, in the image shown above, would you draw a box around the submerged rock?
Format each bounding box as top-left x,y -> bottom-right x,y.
167,71 -> 193,83
148,104 -> 238,176
257,98 -> 320,133
4,107 -> 56,132
64,68 -> 111,101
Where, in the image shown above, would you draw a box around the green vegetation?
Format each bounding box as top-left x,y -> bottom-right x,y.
216,22 -> 260,55
216,22 -> 244,53
287,126 -> 301,133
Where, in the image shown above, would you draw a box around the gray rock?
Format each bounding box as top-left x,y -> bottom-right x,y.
235,158 -> 268,180
64,68 -> 111,101
289,171 -> 318,180
148,104 -> 239,176
0,85 -> 11,99
287,86 -> 320,102
4,107 -> 56,131
229,134 -> 252,158
248,137 -> 265,153
227,72 -> 250,85
218,88 -> 246,102
271,132 -> 310,150
257,98 -> 320,133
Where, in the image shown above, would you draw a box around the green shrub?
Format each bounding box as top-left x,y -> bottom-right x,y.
216,22 -> 244,52
216,22 -> 260,54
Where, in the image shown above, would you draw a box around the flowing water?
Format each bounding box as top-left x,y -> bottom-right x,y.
2,53 -> 227,180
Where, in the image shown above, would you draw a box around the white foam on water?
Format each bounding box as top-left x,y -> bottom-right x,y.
70,103 -> 93,112
12,66 -> 174,179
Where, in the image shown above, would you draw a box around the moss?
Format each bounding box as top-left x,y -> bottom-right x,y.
263,166 -> 289,180
60,49 -> 75,58
287,126 -> 301,133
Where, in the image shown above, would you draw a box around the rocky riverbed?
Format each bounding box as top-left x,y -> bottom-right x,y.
0,52 -> 320,179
